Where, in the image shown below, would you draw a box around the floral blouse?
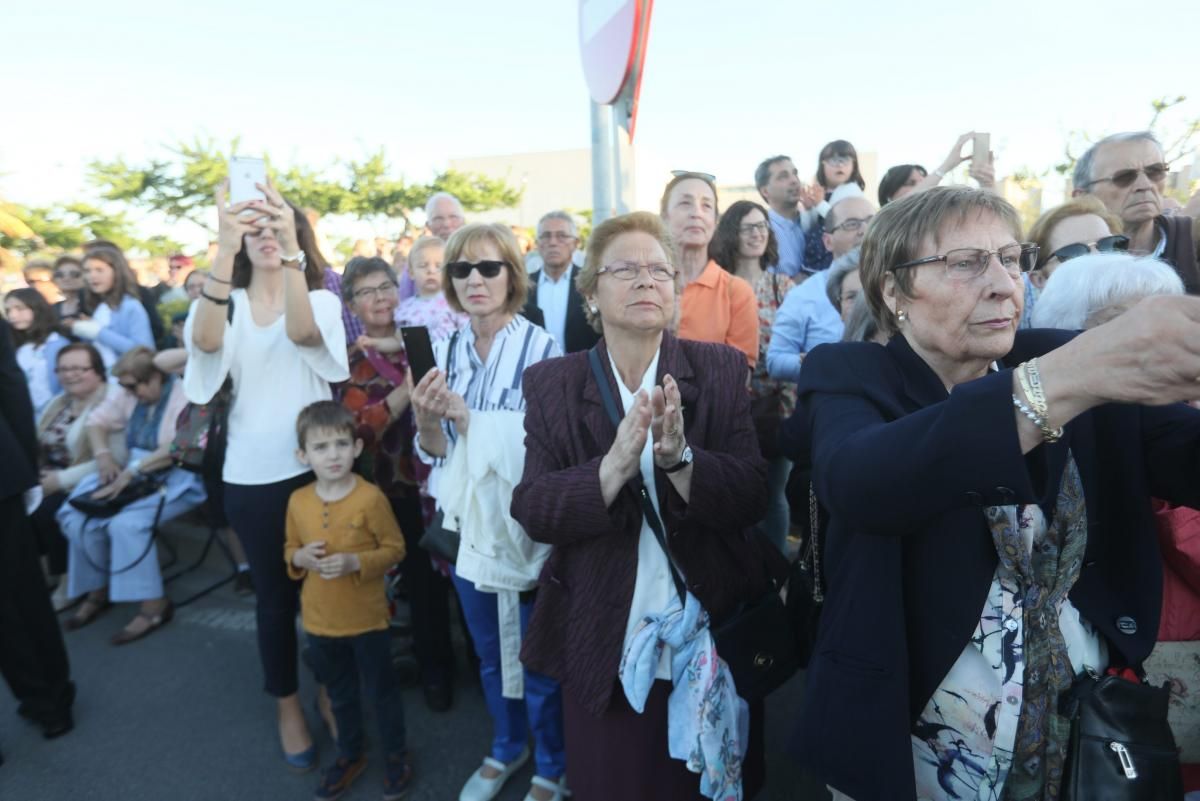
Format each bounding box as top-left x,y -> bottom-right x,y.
394,293 -> 467,341
751,271 -> 798,420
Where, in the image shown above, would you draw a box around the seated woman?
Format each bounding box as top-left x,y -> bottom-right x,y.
31,343 -> 122,611
785,186 -> 1200,800
512,211 -> 785,801
57,346 -> 205,645
5,288 -> 68,415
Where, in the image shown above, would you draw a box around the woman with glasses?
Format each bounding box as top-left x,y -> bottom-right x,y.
339,256 -> 458,715
659,172 -> 759,368
56,346 -> 204,644
51,255 -> 87,325
30,343 -> 119,611
409,223 -> 566,801
184,180 -> 349,771
784,185 -> 1200,800
4,288 -> 69,414
710,200 -> 796,552
512,211 -> 785,800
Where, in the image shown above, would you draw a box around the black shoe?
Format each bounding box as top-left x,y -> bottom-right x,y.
422,681 -> 452,713
39,710 -> 73,739
233,570 -> 255,596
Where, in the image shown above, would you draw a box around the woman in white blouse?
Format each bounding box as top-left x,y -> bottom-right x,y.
185,181 -> 348,771
410,223 -> 565,801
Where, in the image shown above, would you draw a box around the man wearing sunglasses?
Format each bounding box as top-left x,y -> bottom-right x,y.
1073,131 -> 1200,293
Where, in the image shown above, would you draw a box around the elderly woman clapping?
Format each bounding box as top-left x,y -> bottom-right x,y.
512,211 -> 784,801
784,185 -> 1200,801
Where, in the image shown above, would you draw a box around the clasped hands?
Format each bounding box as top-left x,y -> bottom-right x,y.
292,541 -> 361,580
602,374 -> 686,484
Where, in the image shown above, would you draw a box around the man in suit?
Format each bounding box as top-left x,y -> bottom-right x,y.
0,318 -> 75,760
522,211 -> 600,354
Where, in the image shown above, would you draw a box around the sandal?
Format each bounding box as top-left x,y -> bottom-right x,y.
63,596 -> 112,631
110,601 -> 175,646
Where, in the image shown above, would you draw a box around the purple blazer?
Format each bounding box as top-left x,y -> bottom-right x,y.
511,333 -> 782,717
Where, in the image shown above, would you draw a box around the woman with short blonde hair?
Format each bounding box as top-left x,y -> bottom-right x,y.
442,223 -> 531,316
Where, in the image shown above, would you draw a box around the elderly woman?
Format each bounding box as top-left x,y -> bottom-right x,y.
1031,251 -> 1182,329
56,347 -> 205,644
710,199 -> 795,551
784,185 -> 1200,801
512,211 -> 784,801
409,223 -> 565,801
659,172 -> 758,368
31,343 -> 121,610
824,247 -> 863,326
339,255 -> 456,713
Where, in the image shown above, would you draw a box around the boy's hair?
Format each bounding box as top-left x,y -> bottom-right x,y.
295,401 -> 356,450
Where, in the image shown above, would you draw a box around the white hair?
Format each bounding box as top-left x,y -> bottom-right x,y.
1029,252 -> 1184,330
424,191 -> 464,219
536,210 -> 577,237
1072,131 -> 1163,190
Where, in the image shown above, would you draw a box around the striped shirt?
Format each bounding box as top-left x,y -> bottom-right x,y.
416,314 -> 561,473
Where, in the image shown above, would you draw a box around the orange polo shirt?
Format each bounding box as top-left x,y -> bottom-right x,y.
678,260 -> 759,367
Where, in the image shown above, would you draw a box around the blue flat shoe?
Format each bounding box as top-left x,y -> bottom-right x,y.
284,744 -> 318,773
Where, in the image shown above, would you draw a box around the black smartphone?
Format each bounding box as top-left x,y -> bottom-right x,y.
400,326 -> 437,384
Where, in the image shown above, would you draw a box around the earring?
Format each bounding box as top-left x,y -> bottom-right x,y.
897,309 -> 908,323
589,304 -> 598,313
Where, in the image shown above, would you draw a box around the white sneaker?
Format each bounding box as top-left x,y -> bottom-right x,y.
523,774 -> 571,801
458,747 -> 531,801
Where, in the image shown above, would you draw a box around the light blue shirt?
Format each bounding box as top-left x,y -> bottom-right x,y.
766,270 -> 845,383
767,207 -> 807,278
536,268 -> 572,353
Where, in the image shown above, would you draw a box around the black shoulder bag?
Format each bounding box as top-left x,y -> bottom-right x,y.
418,330 -> 463,563
587,348 -> 800,700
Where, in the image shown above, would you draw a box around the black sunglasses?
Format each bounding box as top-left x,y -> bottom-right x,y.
1044,234 -> 1130,267
446,260 -> 507,280
1085,163 -> 1169,189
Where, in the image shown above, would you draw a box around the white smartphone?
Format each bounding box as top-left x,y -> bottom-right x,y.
972,133 -> 991,171
228,156 -> 267,205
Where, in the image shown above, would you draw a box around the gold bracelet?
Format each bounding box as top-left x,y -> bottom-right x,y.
1019,360 -> 1063,443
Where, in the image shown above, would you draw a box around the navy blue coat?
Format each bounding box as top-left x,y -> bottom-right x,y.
783,330 -> 1200,801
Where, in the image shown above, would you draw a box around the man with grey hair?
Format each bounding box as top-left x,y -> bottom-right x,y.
1072,131 -> 1200,293
424,192 -> 465,240
521,211 -> 598,353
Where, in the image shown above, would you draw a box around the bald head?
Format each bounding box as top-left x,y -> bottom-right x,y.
823,196 -> 875,258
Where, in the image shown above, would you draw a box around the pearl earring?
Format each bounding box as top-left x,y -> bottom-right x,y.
589,304 -> 598,313
897,309 -> 908,323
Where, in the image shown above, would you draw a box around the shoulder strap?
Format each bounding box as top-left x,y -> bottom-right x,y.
587,348 -> 687,603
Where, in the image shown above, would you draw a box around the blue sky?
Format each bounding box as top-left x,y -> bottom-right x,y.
2,0 -> 1197,243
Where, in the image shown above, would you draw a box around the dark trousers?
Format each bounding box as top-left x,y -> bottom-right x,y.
388,494 -> 454,686
30,490 -> 69,576
224,473 -> 313,697
305,629 -> 407,761
0,495 -> 73,719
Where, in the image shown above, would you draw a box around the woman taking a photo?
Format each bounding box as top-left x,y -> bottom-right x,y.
659,172 -> 758,368
410,223 -> 566,801
5,288 -> 69,414
72,245 -> 154,370
513,211 -> 783,801
785,185 -> 1200,801
710,199 -> 795,551
185,180 -> 349,770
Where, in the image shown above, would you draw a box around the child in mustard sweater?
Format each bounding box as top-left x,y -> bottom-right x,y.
284,401 -> 412,800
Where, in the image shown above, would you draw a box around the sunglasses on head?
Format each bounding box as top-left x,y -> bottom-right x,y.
671,169 -> 716,183
446,260 -> 507,280
1045,234 -> 1130,266
1086,163 -> 1169,189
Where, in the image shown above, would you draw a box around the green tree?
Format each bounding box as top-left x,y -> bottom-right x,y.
0,199 -> 172,255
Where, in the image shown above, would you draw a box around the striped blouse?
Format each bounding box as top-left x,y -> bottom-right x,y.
416,314 -> 561,481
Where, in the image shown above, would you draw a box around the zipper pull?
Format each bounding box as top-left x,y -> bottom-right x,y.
1110,741 -> 1138,779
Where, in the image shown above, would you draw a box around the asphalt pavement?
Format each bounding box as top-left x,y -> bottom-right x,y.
0,514 -> 828,801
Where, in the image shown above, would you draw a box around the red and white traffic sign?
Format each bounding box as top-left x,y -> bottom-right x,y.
578,0 -> 642,105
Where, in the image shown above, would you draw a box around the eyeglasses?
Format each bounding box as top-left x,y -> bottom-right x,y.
598,261 -> 677,282
55,365 -> 94,375
892,243 -> 1039,281
1043,235 -> 1130,267
828,216 -> 873,234
118,381 -> 139,392
446,260 -> 507,280
822,155 -> 853,167
537,231 -> 576,243
670,170 -> 716,183
1083,162 -> 1169,189
739,222 -> 769,236
352,281 -> 398,300
54,271 -> 82,280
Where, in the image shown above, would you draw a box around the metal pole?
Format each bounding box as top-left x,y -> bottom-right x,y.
590,100 -> 614,224
611,115 -> 632,214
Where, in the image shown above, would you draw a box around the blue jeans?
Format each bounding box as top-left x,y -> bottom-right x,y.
758,455 -> 792,553
450,569 -> 566,780
304,629 -> 407,761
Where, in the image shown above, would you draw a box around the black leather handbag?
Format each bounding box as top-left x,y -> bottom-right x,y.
417,510 -> 461,563
587,349 -> 800,700
784,481 -> 825,668
1059,671 -> 1183,800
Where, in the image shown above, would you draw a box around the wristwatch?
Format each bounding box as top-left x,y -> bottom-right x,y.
281,250 -> 307,270
663,445 -> 693,474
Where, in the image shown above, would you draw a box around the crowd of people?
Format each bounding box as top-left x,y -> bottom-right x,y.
2,129 -> 1200,801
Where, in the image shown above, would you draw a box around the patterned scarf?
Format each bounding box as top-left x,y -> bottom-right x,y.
125,375 -> 175,453
985,456 -> 1088,801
